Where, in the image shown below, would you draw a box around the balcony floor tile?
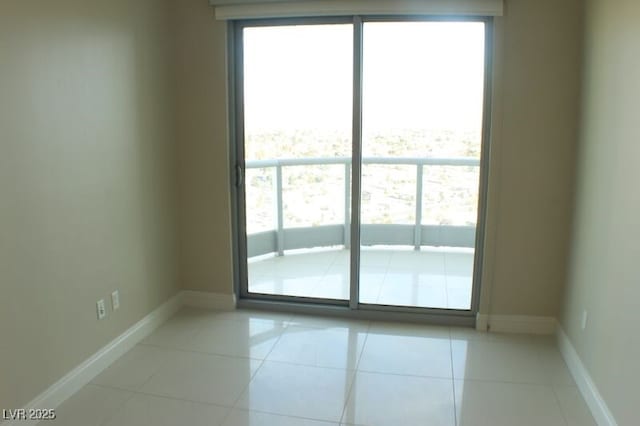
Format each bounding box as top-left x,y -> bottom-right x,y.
248,248 -> 473,309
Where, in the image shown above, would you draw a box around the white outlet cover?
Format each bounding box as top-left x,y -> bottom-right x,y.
97,299 -> 107,320
111,290 -> 120,310
581,310 -> 588,330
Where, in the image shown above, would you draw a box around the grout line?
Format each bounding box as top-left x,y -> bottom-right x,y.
283,320 -> 370,331
86,383 -> 138,426
91,382 -> 233,411
227,406 -> 343,425
444,256 -> 451,309
216,405 -> 236,426
227,321 -> 289,410
257,322 -> 288,363
136,342 -> 274,363
446,377 -> 569,387
550,386 -> 572,426
449,327 -> 458,426
338,320 -> 371,424
372,263 -> 389,304
180,308 -> 293,326
109,343 -> 178,393
93,382 -> 238,426
354,321 -> 372,372
241,356 -> 364,373
309,249 -> 344,299
442,253 -> 451,309
228,357 -> 265,410
349,369 -> 453,381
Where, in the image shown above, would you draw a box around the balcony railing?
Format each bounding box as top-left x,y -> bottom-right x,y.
245,156 -> 480,258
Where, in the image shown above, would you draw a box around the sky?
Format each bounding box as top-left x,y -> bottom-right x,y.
243,21 -> 486,134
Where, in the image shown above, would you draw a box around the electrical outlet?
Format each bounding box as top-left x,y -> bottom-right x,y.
111,290 -> 120,311
97,299 -> 107,320
581,310 -> 588,330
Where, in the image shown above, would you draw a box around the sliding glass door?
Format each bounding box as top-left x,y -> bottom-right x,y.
235,17 -> 491,315
240,22 -> 353,302
359,21 -> 486,310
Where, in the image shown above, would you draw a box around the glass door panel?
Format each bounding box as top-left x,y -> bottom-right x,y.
359,21 -> 486,309
242,23 -> 353,301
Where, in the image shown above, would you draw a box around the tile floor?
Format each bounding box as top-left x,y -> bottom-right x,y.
248,248 -> 474,309
43,307 -> 597,426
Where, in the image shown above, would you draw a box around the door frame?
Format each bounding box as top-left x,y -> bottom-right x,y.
229,15 -> 494,326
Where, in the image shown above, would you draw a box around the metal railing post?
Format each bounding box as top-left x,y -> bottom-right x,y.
414,164 -> 423,251
344,162 -> 351,249
275,164 -> 284,256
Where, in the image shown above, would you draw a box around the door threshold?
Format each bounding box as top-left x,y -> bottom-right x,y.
236,297 -> 476,327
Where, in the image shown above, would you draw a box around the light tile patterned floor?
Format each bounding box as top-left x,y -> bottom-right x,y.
43,308 -> 597,426
248,248 -> 474,309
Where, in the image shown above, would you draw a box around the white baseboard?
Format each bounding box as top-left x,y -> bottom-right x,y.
5,290 -> 237,425
476,314 -> 557,334
4,292 -> 184,426
556,327 -> 618,426
182,290 -> 236,310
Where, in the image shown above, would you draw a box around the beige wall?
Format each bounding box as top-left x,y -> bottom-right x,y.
479,0 -> 584,317
175,0 -> 584,319
172,1 -> 234,294
561,0 -> 640,423
0,0 -> 179,409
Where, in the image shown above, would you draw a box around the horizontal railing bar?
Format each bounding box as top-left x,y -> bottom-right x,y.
247,157 -> 349,168
246,156 -> 480,168
363,157 -> 479,166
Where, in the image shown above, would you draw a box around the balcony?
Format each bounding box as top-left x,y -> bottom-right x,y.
245,156 -> 479,310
